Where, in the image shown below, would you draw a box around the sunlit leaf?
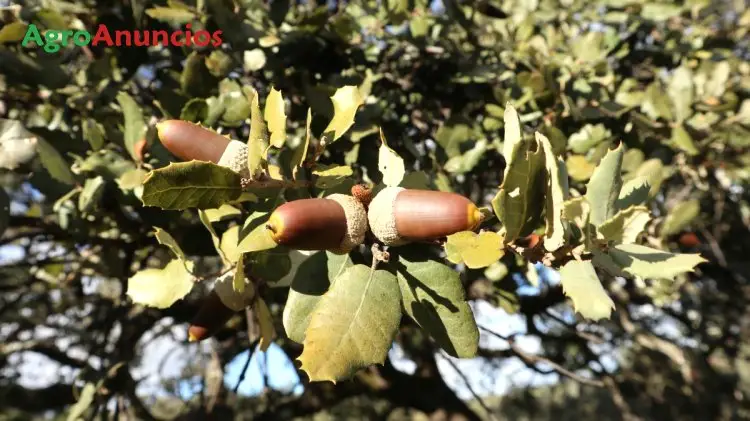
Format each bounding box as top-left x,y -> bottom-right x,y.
559,259 -> 615,321
586,143 -> 624,226
36,137 -> 76,185
66,383 -> 96,421
145,6 -> 196,24
126,259 -> 195,309
608,243 -> 707,279
292,108 -> 312,180
313,164 -> 354,189
538,132 -> 568,251
377,128 -> 405,187
502,102 -> 522,176
245,86 -> 269,179
265,87 -> 287,148
444,231 -> 505,269
598,205 -> 650,244
322,85 -> 364,142
661,199 -> 701,237
298,264 -> 401,382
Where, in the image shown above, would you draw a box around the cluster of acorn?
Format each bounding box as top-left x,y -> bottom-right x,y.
155,120 -> 484,341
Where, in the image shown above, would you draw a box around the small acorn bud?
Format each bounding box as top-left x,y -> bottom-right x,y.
266,194 -> 367,254
156,119 -> 250,177
368,187 -> 483,246
187,290 -> 237,342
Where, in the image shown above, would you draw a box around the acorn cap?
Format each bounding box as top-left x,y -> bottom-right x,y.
367,186 -> 408,246
213,270 -> 254,312
326,193 -> 368,254
156,120 -> 250,178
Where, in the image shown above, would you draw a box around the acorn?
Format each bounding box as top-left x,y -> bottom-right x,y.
367,187 -> 483,246
265,194 -> 367,254
156,119 -> 250,177
188,270 -> 255,342
187,290 -> 237,342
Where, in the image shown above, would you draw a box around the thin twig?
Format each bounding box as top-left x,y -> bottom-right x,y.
233,337 -> 261,394
439,352 -> 499,421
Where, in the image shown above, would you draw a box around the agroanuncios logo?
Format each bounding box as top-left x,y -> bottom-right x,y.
21,23 -> 223,53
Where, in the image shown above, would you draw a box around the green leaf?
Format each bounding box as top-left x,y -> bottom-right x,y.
586,143 -> 624,226
568,124 -> 611,154
670,125 -> 698,156
608,243 -> 707,279
219,225 -> 241,264
598,205 -> 650,244
141,161 -> 243,210
313,164 -> 354,189
126,259 -> 195,309
66,383 -> 96,421
265,87 -> 287,148
661,199 -> 701,237
667,65 -> 694,123
444,139 -> 488,174
283,252 -> 353,344
633,159 -> 665,198
298,264 -> 401,382
377,129 -> 405,187
615,177 -> 650,210
153,227 -> 194,274
233,254 -> 246,293
435,117 -> 473,157
199,209 -> 230,265
502,102 -> 522,174
0,188 -> 9,240
116,168 -> 148,192
395,247 -> 479,358
559,259 -> 615,321
81,119 -> 105,150
444,231 -> 505,269
203,204 -> 242,222
78,176 -> 106,214
292,108 -> 312,180
245,86 -> 269,179
641,3 -> 683,22
566,155 -> 596,181
322,85 -> 365,142
491,136 -> 545,242
236,210 -> 278,254
538,132 -> 568,251
36,137 -> 76,185
145,6 -> 197,24
116,92 -> 147,162
0,22 -> 28,43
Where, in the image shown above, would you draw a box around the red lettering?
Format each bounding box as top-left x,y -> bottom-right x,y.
184,23 -> 192,46
211,30 -> 223,47
133,31 -> 149,47
193,30 -> 211,47
115,30 -> 131,46
152,30 -> 169,46
92,25 -> 113,46
170,31 -> 184,46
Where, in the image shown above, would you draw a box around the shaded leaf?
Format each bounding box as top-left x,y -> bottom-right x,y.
126,259 -> 195,309
502,102 -> 522,175
219,225 -> 241,264
313,164 -> 354,189
199,209 -> 230,265
0,188 -> 9,240
670,125 -> 698,156
78,175 -> 105,213
0,22 -> 28,43
616,177 -> 650,210
36,138 -> 76,185
661,199 -> 701,237
245,87 -> 269,179
116,92 -> 147,162
559,259 -> 615,321
298,264 -> 401,382
292,108 -> 312,180
141,161 -> 243,210
255,297 -> 276,352
81,119 -> 105,150
395,248 -> 479,358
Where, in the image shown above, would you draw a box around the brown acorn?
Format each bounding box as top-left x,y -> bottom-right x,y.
156,119 -> 250,177
188,291 -> 238,342
266,194 -> 368,254
368,187 -> 483,246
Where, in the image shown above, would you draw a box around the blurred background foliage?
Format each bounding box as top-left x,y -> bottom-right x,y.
1,0 -> 750,420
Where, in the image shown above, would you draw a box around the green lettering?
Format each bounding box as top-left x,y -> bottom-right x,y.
73,30 -> 91,46
43,31 -> 60,53
21,23 -> 43,47
60,30 -> 74,45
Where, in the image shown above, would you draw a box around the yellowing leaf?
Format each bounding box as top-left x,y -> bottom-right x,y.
220,225 -> 241,264
608,243 -> 707,279
233,253 -> 246,293
396,248 -> 479,358
145,6 -> 196,24
298,265 -> 401,382
559,259 -> 615,321
598,205 -> 650,244
255,297 -> 276,352
322,85 -> 364,142
264,87 -> 287,148
566,155 -> 596,181
538,132 -> 568,251
444,231 -> 505,269
203,204 -> 242,222
236,211 -> 278,254
116,168 -> 148,191
126,259 -> 195,309
377,129 -> 405,187
141,161 -> 243,210
586,143 -> 624,226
